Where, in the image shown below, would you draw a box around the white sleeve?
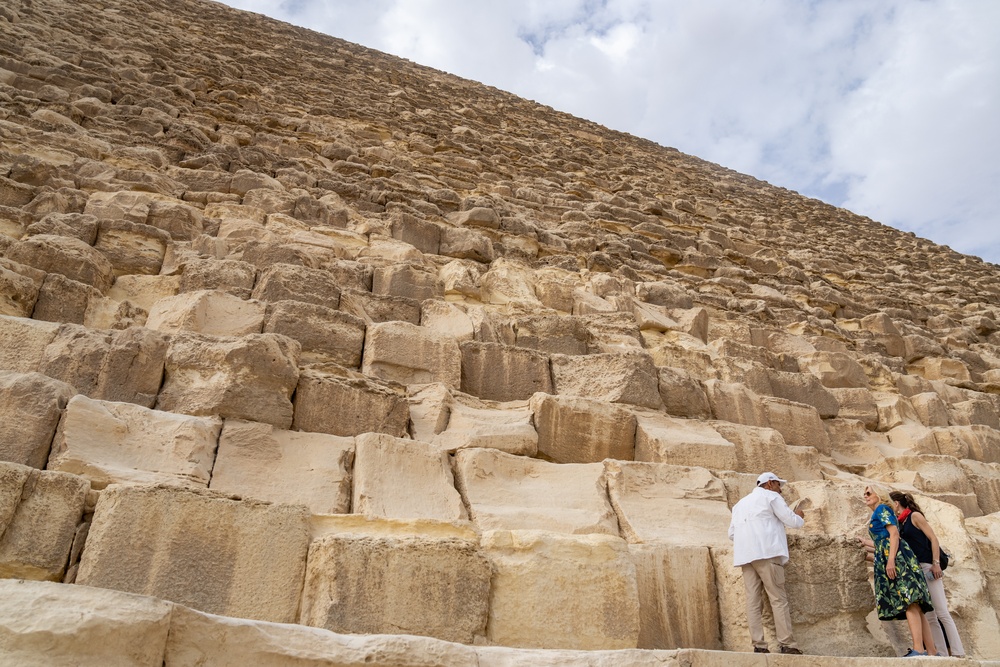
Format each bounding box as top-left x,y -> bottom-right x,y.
770,494 -> 804,529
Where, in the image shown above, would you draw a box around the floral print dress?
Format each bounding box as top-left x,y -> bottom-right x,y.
869,503 -> 933,620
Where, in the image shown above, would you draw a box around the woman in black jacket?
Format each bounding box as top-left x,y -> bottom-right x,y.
889,491 -> 965,658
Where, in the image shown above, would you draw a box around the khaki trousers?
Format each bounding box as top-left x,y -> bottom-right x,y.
741,556 -> 797,650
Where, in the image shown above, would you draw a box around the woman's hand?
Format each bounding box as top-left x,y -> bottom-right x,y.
886,561 -> 897,580
931,563 -> 943,579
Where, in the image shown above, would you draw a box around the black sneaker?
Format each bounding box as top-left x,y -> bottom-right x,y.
754,647 -> 770,653
780,647 -> 803,655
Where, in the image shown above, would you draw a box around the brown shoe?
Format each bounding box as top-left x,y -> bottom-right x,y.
754,647 -> 770,653
780,647 -> 803,655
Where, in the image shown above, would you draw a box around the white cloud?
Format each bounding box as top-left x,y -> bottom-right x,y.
215,0 -> 1000,264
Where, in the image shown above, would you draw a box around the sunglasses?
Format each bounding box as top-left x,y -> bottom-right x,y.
863,491 -> 873,497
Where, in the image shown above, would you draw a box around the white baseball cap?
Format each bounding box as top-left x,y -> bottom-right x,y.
757,472 -> 787,486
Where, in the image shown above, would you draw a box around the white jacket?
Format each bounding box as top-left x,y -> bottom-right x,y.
728,486 -> 804,566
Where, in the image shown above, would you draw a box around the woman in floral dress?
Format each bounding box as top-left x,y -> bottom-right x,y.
864,485 -> 936,657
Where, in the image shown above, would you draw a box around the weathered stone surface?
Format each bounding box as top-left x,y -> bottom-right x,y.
634,412 -> 738,471
373,263 -> 444,301
179,258 -> 256,298
0,371 -> 75,468
94,219 -> 170,277
0,259 -> 40,318
352,433 -> 467,521
209,419 -> 353,514
483,530 -> 640,650
362,321 -> 461,388
432,400 -> 537,455
156,332 -> 300,428
0,462 -> 88,581
293,369 -> 409,438
145,290 -> 264,337
263,299 -> 367,367
551,351 -> 663,410
530,392 -> 637,463
657,366 -> 712,419
0,579 -> 172,667
300,518 -> 490,643
49,395 -> 221,489
77,484 -> 310,623
454,448 -> 619,535
0,315 -> 59,374
251,263 -> 341,309
6,234 -> 115,292
460,341 -> 552,401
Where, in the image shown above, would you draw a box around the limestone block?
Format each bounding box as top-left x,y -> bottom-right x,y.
6,234 -> 115,292
339,287 -> 421,324
50,393 -> 222,486
648,340 -> 716,378
363,321 -> 461,388
483,530 -> 640,650
634,411 -> 737,471
433,401 -> 537,456
208,419 -> 353,514
530,392 -> 636,463
961,459 -> 1000,514
0,316 -> 57,373
251,262 -> 341,309
300,519 -> 490,643
145,290 -> 264,336
0,259 -> 40,317
421,300 -> 475,342
440,225 -> 495,262
406,382 -> 453,442
390,211 -> 441,254
866,454 -> 976,500
967,514 -> 1000,628
630,543 -> 721,649
551,351 -> 663,410
0,371 -> 75,468
780,479 -> 872,538
656,366 -> 711,419
766,369 -> 839,418
830,387 -> 879,430
580,312 -> 645,352
293,369 -> 409,438
166,603 -> 480,667
352,433 -> 466,521
156,332 -> 300,428
108,274 -> 181,312
476,646 -> 679,666
885,423 -> 943,457
0,579 -> 172,667
179,257 -> 256,298
460,341 -> 551,401
0,462 -> 88,581
263,300 -> 366,367
91,326 -> 170,408
713,357 -> 773,396
372,263 -> 444,301
950,397 -> 1000,429
799,350 -> 870,389
702,380 -> 768,429
605,461 -> 730,547
450,206 -> 500,229
823,419 -> 888,468
712,423 -> 796,478
77,484 -> 310,623
94,219 -> 169,277
83,190 -> 155,224
439,259 -> 483,300
573,288 -> 617,315
480,259 -> 543,307
454,448 -> 618,535
907,356 -> 972,384
511,314 -> 588,355
760,396 -> 830,451
146,199 -> 205,240
874,392 -> 921,431
934,424 -> 1000,463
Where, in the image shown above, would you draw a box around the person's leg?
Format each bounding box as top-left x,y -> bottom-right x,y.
756,557 -> 797,650
904,604 -> 927,654
741,563 -> 767,650
923,565 -> 965,656
919,564 -> 947,655
920,610 -> 937,656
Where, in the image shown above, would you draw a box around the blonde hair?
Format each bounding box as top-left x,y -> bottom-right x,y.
865,484 -> 890,502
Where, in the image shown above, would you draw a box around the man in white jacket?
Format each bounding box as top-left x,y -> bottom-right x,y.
728,472 -> 805,654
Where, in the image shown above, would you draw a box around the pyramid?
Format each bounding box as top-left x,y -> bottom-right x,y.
1,0 -> 1000,663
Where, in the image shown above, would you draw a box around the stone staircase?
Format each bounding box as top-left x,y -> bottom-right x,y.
2,0 -> 1000,663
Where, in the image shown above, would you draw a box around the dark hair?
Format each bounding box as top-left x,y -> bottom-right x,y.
889,491 -> 923,515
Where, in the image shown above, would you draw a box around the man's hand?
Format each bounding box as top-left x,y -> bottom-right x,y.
793,508 -> 804,518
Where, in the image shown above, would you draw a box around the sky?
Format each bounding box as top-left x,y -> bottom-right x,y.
217,0 -> 1000,266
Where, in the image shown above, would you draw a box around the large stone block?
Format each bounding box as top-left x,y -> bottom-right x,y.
372,263 -> 444,301
339,287 -> 421,324
512,314 -> 589,355
77,484 -> 310,623
530,392 -> 636,463
0,371 -> 75,468
454,448 -> 619,535
362,321 -> 461,388
262,299 -> 366,367
299,517 -> 490,644
0,462 -> 88,581
156,332 -> 300,428
0,315 -> 59,374
166,602 -> 480,666
0,259 -> 40,318
702,380 -> 768,429
482,530 -> 640,650
433,400 -> 537,456
145,290 -> 265,337
634,412 -> 737,471
935,424 -> 1000,463
830,387 -> 879,430
766,369 -> 839,418
604,461 -> 731,547
294,368 -> 409,437
630,543 -> 721,649
460,341 -> 552,401
799,350 -> 871,389
179,257 -> 256,299
760,396 -> 830,450
711,423 -> 795,480
5,234 -> 115,292
209,419 -> 353,514
551,351 -> 663,410
0,579 -> 172,667
251,262 -> 341,309
352,433 -> 467,521
50,395 -> 221,489
657,366 -> 712,419
94,219 -> 169,277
